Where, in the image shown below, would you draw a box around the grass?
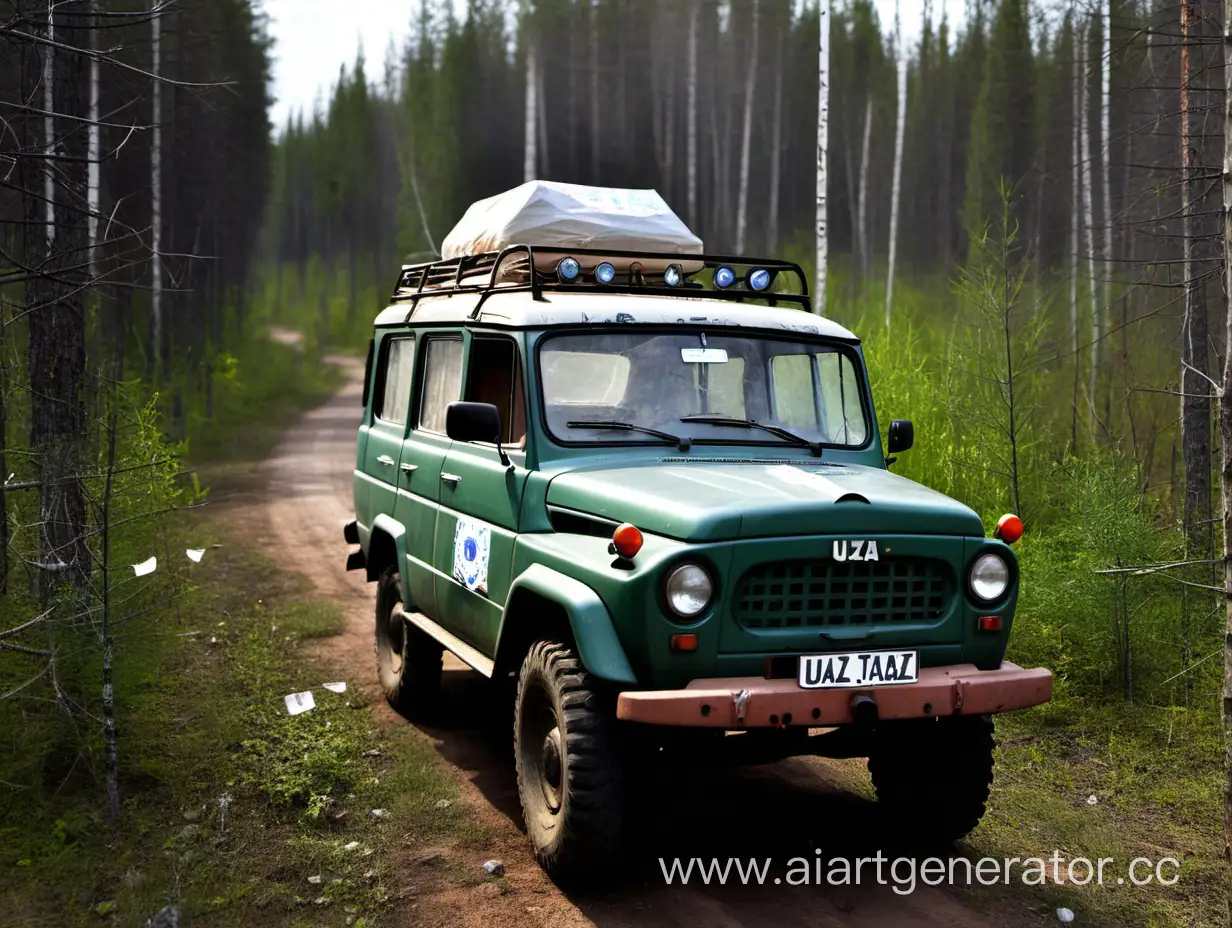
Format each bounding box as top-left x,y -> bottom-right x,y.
1,516 -> 477,928
968,693 -> 1224,927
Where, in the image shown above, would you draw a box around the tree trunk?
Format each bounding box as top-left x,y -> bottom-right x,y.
151,8 -> 164,380
1079,25 -> 1097,432
1071,11 -> 1082,451
734,0 -> 759,254
590,0 -> 600,181
886,51 -> 908,329
686,0 -> 699,227
815,0 -> 830,315
101,410 -> 119,826
857,94 -> 873,282
1219,0 -> 1232,867
523,3 -> 537,182
88,3 -> 100,276
767,22 -> 784,254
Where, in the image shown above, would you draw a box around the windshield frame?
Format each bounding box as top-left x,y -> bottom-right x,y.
533,325 -> 875,453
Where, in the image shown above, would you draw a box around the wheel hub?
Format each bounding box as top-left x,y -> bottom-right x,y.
540,726 -> 563,812
388,602 -> 405,673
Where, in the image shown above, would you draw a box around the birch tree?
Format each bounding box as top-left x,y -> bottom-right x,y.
857,94 -> 872,279
815,0 -> 830,315
151,7 -> 164,378
686,0 -> 699,227
87,2 -> 100,275
767,20 -> 784,254
1220,0 -> 1232,862
1070,11 -> 1081,446
885,3 -> 907,329
1078,22 -> 1097,431
523,1 -> 537,182
734,0 -> 759,254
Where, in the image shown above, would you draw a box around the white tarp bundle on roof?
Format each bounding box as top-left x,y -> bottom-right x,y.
440,181 -> 703,259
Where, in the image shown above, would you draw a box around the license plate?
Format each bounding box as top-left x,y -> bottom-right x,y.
797,650 -> 919,689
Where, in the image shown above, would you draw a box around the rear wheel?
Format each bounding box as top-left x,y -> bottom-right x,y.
374,567 -> 442,716
514,641 -> 624,882
867,714 -> 995,845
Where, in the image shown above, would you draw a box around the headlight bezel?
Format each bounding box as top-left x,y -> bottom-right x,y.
967,550 -> 1013,606
662,561 -> 715,621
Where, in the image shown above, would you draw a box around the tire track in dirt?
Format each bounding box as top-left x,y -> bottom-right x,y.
251,354 -> 1051,928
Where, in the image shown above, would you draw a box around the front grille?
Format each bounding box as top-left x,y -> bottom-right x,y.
733,558 -> 953,630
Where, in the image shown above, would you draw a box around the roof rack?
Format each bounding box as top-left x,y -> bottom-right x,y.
390,245 -> 811,319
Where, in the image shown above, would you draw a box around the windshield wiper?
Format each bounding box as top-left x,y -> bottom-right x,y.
679,415 -> 822,457
566,419 -> 692,452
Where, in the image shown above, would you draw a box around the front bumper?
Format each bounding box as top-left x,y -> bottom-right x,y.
616,662 -> 1052,728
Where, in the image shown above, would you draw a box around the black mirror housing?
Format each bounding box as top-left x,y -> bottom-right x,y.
446,401 -> 501,444
887,419 -> 914,455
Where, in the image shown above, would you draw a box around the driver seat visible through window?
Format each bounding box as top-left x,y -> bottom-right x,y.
466,337 -> 527,447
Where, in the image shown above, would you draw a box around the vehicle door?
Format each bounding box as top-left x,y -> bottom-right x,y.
356,333 -> 414,542
436,334 -> 530,654
394,332 -> 464,620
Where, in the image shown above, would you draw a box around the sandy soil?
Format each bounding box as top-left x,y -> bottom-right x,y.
238,351 -> 1051,928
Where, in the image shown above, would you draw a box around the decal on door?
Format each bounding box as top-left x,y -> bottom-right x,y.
453,518 -> 491,595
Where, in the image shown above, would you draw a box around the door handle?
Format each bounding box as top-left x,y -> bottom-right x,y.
400,462 -> 418,475
440,473 -> 461,488
376,455 -> 395,467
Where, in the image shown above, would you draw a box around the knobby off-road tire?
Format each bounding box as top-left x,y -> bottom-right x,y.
867,714 -> 995,845
514,641 -> 624,882
374,568 -> 442,716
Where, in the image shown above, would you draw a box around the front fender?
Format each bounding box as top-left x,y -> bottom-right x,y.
499,564 -> 637,684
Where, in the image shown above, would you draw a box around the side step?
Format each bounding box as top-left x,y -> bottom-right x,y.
402,610 -> 495,678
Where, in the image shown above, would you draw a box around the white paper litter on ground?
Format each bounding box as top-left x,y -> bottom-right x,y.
441,182 -> 702,259
284,691 -> 315,716
1057,908 -> 1075,923
185,548 -> 205,563
322,682 -> 347,693
132,556 -> 157,577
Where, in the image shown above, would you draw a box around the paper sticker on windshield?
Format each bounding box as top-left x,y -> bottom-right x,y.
681,348 -> 729,363
453,518 -> 491,595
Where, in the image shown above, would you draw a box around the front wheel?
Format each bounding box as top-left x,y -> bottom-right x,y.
514,641 -> 624,882
374,567 -> 442,716
867,714 -> 995,845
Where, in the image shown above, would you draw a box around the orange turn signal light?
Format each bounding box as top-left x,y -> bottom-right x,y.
670,634 -> 698,652
612,523 -> 644,559
994,513 -> 1024,545
978,615 -> 1003,632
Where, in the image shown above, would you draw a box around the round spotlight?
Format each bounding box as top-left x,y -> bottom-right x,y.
664,264 -> 684,287
595,262 -> 617,284
748,268 -> 772,291
557,257 -> 581,282
714,265 -> 736,288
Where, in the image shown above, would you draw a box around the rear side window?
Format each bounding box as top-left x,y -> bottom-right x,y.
419,337 -> 464,433
377,337 -> 415,425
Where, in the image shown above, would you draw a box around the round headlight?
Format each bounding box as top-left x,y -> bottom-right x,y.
557,257 -> 581,281
714,265 -> 736,288
748,268 -> 772,291
665,563 -> 712,618
969,552 -> 1010,603
595,262 -> 616,284
664,264 -> 684,287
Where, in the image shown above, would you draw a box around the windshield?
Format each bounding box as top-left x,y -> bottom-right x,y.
539,331 -> 869,448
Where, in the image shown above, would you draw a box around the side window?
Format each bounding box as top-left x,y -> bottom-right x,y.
418,337 -> 464,433
465,338 -> 526,444
815,352 -> 867,445
376,337 -> 415,425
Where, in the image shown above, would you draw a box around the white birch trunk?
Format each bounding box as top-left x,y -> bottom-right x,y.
1079,23 -> 1097,430
734,0 -> 759,254
687,0 -> 699,227
885,24 -> 907,330
1097,0 -> 1111,406
523,3 -> 537,183
590,0 -> 600,180
42,6 -> 54,251
536,49 -> 548,177
88,4 -> 100,276
151,9 -> 163,374
815,0 -> 830,315
767,23 -> 784,254
857,94 -> 873,280
1070,14 -> 1081,360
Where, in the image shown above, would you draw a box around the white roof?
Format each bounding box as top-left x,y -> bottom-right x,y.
440,182 -> 703,259
374,290 -> 860,342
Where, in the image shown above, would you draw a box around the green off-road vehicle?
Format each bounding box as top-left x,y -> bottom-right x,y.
344,242 -> 1053,880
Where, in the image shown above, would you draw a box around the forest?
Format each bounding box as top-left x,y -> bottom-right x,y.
1,0 -> 1229,924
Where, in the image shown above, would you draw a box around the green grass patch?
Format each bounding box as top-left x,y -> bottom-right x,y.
0,517 -> 477,927
969,692 -> 1224,927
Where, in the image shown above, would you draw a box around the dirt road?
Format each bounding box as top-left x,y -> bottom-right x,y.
254,355 -> 1051,928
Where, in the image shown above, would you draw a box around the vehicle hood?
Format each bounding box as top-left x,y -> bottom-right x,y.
545,461 -> 984,541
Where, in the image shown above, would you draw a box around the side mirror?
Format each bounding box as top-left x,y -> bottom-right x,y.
446,401 -> 501,444
887,419 -> 914,455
